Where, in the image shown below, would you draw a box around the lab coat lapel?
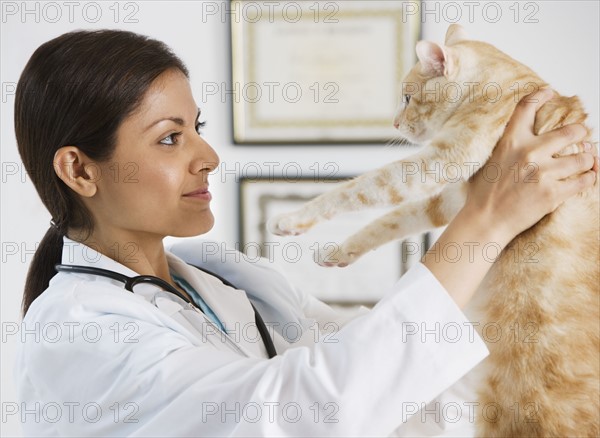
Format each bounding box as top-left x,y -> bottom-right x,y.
61,236 -> 269,358
166,253 -> 270,359
61,236 -> 206,331
59,237 -> 232,351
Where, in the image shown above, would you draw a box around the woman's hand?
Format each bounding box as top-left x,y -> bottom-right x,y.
465,87 -> 598,245
423,88 -> 598,308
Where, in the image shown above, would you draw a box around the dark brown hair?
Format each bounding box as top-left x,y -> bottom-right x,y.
14,29 -> 189,317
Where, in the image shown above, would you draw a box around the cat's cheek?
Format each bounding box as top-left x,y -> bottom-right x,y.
394,126 -> 414,143
400,129 -> 421,145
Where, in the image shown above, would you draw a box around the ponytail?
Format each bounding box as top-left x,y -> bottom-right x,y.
22,225 -> 64,317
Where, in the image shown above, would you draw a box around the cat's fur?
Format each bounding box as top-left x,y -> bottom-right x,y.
268,25 -> 599,437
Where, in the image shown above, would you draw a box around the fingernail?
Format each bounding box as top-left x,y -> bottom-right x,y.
584,142 -> 592,152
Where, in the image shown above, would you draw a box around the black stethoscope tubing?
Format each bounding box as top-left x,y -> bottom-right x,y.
54,263 -> 277,358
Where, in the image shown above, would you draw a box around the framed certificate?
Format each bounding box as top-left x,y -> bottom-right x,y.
238,177 -> 432,306
230,0 -> 421,144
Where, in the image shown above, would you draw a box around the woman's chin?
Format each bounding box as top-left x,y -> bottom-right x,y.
172,214 -> 215,238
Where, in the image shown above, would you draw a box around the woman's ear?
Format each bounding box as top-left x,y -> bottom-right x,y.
53,146 -> 99,197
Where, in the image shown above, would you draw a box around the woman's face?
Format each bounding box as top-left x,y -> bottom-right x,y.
87,68 -> 219,240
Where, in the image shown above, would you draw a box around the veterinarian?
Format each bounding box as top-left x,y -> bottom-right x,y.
13,30 -> 598,437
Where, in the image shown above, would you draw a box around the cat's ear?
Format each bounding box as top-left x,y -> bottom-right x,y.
416,41 -> 452,77
445,24 -> 468,45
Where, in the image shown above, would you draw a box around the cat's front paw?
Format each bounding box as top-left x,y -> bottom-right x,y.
266,213 -> 316,236
314,243 -> 361,267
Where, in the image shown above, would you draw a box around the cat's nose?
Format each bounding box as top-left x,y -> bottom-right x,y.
393,121 -> 400,129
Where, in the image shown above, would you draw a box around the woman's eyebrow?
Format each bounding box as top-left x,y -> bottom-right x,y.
145,108 -> 201,130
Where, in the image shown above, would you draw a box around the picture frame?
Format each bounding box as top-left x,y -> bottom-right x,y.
238,177 -> 433,306
230,0 -> 421,144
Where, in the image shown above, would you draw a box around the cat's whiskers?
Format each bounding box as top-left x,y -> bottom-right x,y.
384,136 -> 415,149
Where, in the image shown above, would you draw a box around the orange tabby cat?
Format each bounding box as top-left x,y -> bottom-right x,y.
268,24 -> 599,437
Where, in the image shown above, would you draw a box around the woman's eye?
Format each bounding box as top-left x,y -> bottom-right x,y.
159,121 -> 206,146
196,120 -> 207,135
404,94 -> 411,105
159,132 -> 181,146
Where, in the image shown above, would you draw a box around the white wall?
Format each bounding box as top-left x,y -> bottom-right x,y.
1,1 -> 598,436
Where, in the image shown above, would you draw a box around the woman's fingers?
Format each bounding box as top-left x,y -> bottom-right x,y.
504,88 -> 555,138
550,151 -> 596,180
555,170 -> 598,207
537,122 -> 589,156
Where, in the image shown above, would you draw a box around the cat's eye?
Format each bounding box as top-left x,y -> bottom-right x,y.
404,94 -> 411,106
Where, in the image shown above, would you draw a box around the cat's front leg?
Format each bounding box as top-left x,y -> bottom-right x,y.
268,148 -> 459,236
316,183 -> 466,266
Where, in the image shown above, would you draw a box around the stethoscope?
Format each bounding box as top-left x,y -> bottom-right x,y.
54,263 -> 277,359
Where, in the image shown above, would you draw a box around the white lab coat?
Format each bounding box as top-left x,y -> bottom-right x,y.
13,236 -> 488,437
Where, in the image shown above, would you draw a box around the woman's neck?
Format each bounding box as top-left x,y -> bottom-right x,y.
66,226 -> 181,293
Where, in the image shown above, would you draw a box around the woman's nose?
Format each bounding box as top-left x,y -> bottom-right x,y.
192,138 -> 220,173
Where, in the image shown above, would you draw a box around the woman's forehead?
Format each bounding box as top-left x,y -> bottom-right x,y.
124,70 -> 197,131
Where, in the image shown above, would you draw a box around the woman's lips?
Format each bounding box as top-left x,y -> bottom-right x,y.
183,188 -> 212,201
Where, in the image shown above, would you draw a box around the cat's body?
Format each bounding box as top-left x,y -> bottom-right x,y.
268,25 -> 599,436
